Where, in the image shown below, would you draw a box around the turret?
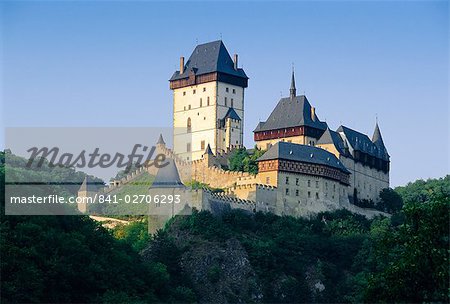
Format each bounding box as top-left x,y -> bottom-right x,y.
290,69 -> 296,99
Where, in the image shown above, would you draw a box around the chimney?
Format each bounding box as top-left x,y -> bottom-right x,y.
311,107 -> 316,121
180,56 -> 185,74
233,54 -> 238,70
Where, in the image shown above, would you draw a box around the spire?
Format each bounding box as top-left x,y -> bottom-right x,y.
372,123 -> 384,146
204,143 -> 213,155
290,67 -> 296,99
156,134 -> 166,145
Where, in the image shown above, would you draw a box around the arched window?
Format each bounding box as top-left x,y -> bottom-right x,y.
187,118 -> 191,133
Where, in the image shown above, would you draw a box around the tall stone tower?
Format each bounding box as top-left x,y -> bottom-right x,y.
169,40 -> 248,161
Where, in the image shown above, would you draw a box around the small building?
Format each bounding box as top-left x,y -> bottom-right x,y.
257,142 -> 350,216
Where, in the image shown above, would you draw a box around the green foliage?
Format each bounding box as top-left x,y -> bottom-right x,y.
228,147 -> 265,174
0,151 -> 197,303
378,187 -> 403,213
207,265 -> 221,283
113,219 -> 150,251
363,194 -> 449,302
0,214 -> 163,303
185,180 -> 224,193
395,175 -> 450,204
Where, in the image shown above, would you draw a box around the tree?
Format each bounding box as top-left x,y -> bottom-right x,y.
378,188 -> 403,213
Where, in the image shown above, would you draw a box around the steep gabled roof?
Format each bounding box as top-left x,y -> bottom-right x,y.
150,159 -> 185,189
253,95 -> 327,132
223,107 -> 241,121
337,125 -> 389,161
170,40 -> 248,81
257,142 -> 349,173
204,143 -> 213,155
317,127 -> 348,156
372,123 -> 386,148
157,134 -> 166,145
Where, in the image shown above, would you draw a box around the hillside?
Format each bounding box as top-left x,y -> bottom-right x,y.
1,150 -> 449,303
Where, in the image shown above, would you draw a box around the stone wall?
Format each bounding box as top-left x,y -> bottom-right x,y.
341,156 -> 389,203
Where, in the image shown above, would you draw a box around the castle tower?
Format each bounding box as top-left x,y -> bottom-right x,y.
169,40 -> 248,161
77,176 -> 98,214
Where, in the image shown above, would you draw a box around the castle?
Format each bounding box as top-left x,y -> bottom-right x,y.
78,40 -> 391,231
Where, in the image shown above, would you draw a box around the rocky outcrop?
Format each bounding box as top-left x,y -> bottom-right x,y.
179,238 -> 262,303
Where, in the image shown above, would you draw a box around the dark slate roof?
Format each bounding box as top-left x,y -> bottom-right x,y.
257,142 -> 350,173
150,159 -> 185,189
79,176 -> 98,193
253,95 -> 327,132
157,134 -> 166,145
223,107 -> 241,121
204,143 -> 213,155
317,127 -> 349,156
170,40 -> 248,81
372,123 -> 387,149
337,125 -> 389,160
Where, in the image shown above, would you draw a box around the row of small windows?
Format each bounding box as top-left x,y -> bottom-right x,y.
286,177 -> 337,192
285,188 -> 321,199
182,87 -> 237,96
186,140 -> 206,152
183,96 -> 237,110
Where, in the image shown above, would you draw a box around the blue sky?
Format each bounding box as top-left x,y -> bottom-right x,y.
1,1 -> 448,186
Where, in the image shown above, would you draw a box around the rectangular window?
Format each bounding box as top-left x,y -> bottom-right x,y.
315,192 -> 319,200
295,190 -> 299,197
231,98 -> 234,108
226,87 -> 229,92
203,87 -> 206,92
308,191 -> 311,198
207,97 -> 210,106
188,105 -> 191,110
224,97 -> 227,106
285,177 -> 289,185
187,143 -> 191,152
316,181 -> 319,188
193,89 -> 196,94
200,98 -> 202,107
286,188 -> 289,195
266,177 -> 270,184
308,180 -> 311,187
201,140 -> 205,150
183,91 -> 186,96
295,178 -> 299,186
